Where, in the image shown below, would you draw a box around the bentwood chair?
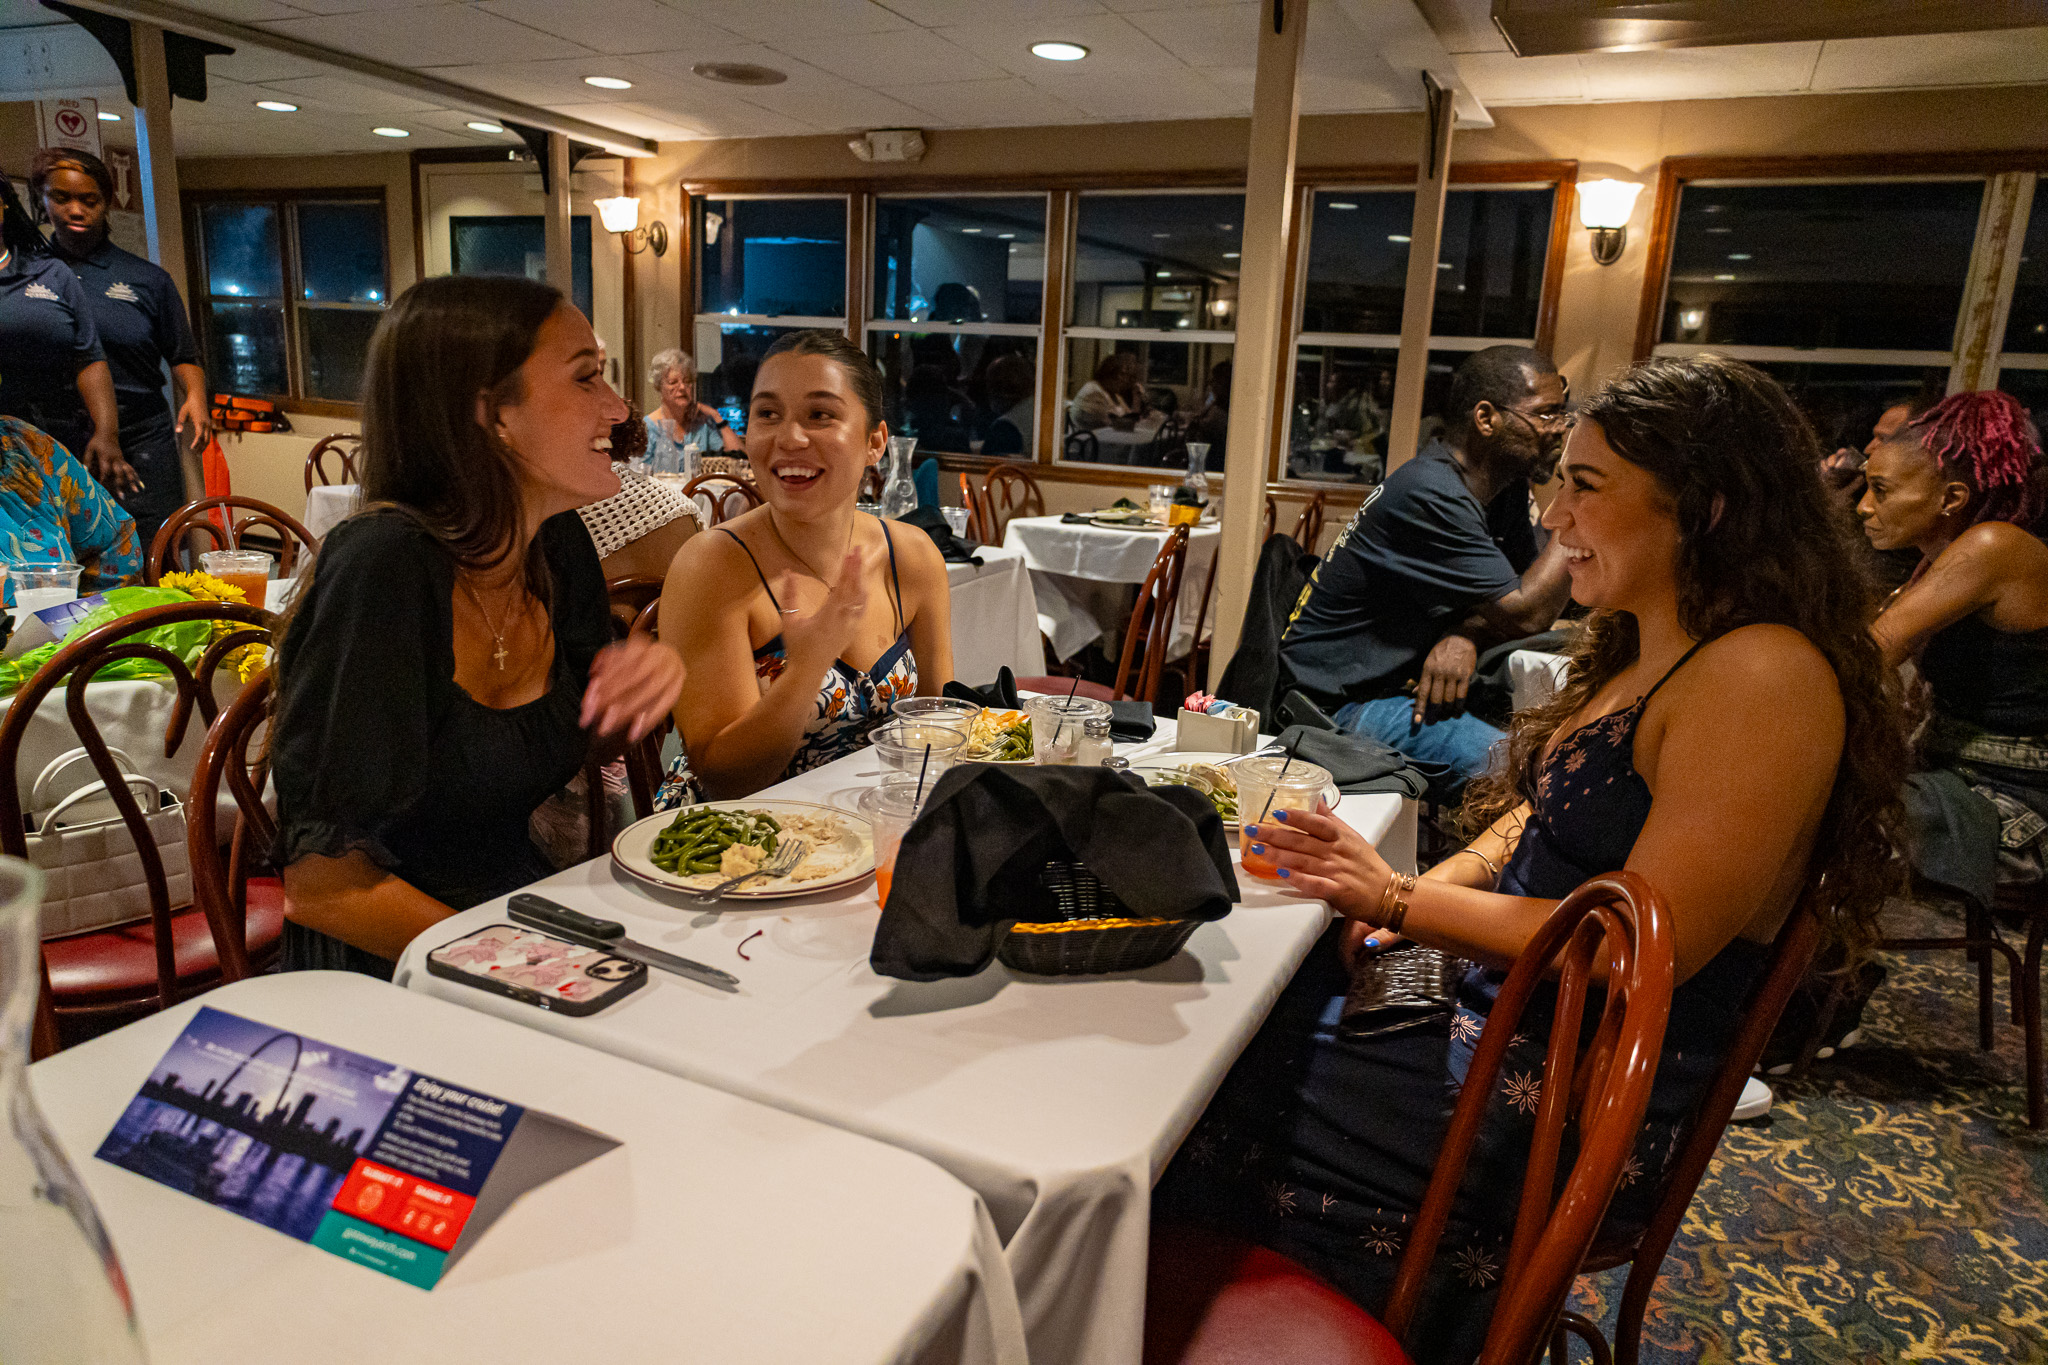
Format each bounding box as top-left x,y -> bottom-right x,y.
981,462 -> 1045,544
1293,489 -> 1330,552
303,433 -> 361,492
1263,495 -> 1279,542
1019,525 -> 1191,708
958,474 -> 992,545
7,602 -> 281,1055
682,472 -> 762,527
147,496 -> 317,585
603,576 -> 670,821
186,672 -> 281,987
1146,872 -> 1676,1365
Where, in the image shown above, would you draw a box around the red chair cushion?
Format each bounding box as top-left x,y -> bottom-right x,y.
1146,1223 -> 1413,1365
45,882 -> 286,1007
1014,676 -> 1119,703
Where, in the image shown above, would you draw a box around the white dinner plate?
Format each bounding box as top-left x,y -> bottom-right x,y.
1127,751 -> 1339,830
611,800 -> 875,899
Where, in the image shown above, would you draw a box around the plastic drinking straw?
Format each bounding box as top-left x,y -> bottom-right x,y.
1049,675 -> 1083,751
1252,742 -> 1298,826
913,744 -> 933,805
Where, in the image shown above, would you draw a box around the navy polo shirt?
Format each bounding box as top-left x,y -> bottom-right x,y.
54,239 -> 199,444
0,247 -> 102,444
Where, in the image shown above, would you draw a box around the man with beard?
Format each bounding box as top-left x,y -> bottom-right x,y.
1280,345 -> 1572,788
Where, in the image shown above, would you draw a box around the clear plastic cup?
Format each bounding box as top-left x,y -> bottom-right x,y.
1147,484 -> 1176,520
890,697 -> 979,739
1024,695 -> 1113,765
941,507 -> 972,538
858,777 -> 927,907
199,549 -> 273,609
6,562 -> 81,615
871,719 -> 968,778
1235,756 -> 1333,880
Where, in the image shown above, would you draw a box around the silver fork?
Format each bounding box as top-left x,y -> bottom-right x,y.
693,839 -> 809,905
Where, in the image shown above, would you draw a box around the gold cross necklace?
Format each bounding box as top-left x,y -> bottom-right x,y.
459,576 -> 522,670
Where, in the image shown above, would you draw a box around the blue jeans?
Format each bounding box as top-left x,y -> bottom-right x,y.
1334,695 -> 1505,788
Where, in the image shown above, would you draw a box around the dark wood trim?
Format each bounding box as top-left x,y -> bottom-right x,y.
410,146 -> 534,167
678,187 -> 698,364
679,159 -> 1581,201
181,184 -> 390,203
844,192 -> 868,348
933,450 -> 1371,506
1034,190 -> 1075,467
1633,159 -> 1686,362
1264,184 -> 1308,483
1534,165 -> 1577,354
407,151 -> 427,288
621,156 -> 640,406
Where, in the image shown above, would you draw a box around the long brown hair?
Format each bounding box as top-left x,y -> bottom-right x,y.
1464,354 -> 1907,959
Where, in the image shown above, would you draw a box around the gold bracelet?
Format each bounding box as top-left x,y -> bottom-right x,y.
1452,848 -> 1501,885
1375,871 -> 1417,931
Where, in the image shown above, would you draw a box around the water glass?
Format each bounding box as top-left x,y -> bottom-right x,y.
941,507 -> 972,538
1236,757 -> 1334,880
6,562 -> 81,616
890,697 -> 979,739
1024,695 -> 1113,765
858,777 -> 927,907
871,719 -> 968,778
200,549 -> 274,609
1147,484 -> 1176,520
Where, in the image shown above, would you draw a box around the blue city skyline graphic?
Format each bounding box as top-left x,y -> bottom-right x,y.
97,1008 -> 413,1242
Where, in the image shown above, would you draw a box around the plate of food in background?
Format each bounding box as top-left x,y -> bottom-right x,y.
612,800 -> 874,898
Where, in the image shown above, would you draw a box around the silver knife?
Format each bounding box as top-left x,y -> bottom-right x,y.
508,894 -> 740,993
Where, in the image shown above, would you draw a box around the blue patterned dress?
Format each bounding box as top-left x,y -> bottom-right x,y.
0,415 -> 142,609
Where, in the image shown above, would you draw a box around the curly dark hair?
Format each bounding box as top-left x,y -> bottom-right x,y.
1463,354 -> 1908,961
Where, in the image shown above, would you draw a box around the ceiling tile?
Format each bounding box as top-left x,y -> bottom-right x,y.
875,0 -> 1104,24
261,0 -> 447,14
256,7 -> 587,67
1451,50 -> 1585,104
657,0 -> 914,43
172,0 -> 318,21
936,11 -> 1185,78
1569,42 -> 1820,103
1811,28 -> 2048,92
879,74 -> 1088,126
1026,64 -> 1238,118
258,73 -> 442,112
732,71 -> 933,130
1119,2 -> 1256,69
200,46 -> 338,84
475,0 -> 748,57
766,26 -> 1004,85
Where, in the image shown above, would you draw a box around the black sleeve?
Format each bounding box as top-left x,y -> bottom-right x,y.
541,509 -> 612,686
272,511 -> 445,871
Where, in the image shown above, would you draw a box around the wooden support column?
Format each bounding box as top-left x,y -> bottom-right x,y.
129,21 -> 185,300
1954,171 -> 2036,394
1384,74 -> 1455,474
544,132 -> 572,294
1209,0 -> 1306,673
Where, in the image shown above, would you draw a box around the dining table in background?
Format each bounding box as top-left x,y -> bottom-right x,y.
1509,648 -> 1572,711
32,971 -> 1029,1365
396,719 -> 1418,1364
1087,414 -> 1166,466
945,542 -> 1043,684
1002,514 -> 1220,666
302,482 -> 362,541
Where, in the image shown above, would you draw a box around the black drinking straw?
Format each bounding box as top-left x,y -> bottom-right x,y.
1253,741 -> 1299,826
1049,674 -> 1083,751
913,743 -> 933,805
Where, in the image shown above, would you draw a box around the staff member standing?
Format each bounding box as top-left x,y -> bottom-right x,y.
0,169 -> 123,489
30,149 -> 209,546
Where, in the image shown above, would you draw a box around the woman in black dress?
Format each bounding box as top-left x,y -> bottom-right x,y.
1156,355 -> 1905,1360
271,275 -> 684,977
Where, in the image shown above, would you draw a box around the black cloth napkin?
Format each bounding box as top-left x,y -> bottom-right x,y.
944,668 -> 1019,710
871,764 -> 1239,981
1273,725 -> 1434,800
900,505 -> 982,565
1109,700 -> 1156,742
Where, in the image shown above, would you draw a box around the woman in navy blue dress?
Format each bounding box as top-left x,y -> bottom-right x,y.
1156,355 -> 1906,1361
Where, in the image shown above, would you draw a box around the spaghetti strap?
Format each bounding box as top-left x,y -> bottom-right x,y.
1641,637 -> 1712,705
879,518 -> 906,635
718,527 -> 783,615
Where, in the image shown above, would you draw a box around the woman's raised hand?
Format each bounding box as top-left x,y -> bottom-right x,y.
581,634 -> 686,741
780,549 -> 870,674
1242,799 -> 1395,923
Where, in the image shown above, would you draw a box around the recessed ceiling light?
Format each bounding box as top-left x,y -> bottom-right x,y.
1221,251 -> 1239,259
467,120 -> 505,133
256,100 -> 299,112
693,61 -> 786,85
97,111 -> 121,122
1031,41 -> 1088,61
1387,234 -> 1410,243
997,233 -> 1015,239
1728,252 -> 1752,260
1217,223 -> 1234,231
1155,270 -> 1171,278
584,75 -> 632,89
961,227 -> 981,233
1329,202 -> 1358,210
373,126 -> 410,138
1714,273 -> 1736,281
1153,232 -> 1170,238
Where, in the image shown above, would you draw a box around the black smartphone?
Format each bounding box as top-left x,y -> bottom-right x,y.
425,924 -> 647,1017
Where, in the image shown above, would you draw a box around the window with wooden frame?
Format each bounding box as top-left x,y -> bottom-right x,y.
186,190 -> 389,409
1995,179 -> 2048,434
1637,155 -> 2048,453
690,194 -> 850,433
1285,165 -> 1574,488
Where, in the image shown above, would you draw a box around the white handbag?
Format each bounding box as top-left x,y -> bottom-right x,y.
25,748 -> 193,940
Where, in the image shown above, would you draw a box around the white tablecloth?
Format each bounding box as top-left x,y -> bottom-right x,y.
1509,649 -> 1571,711
397,723 -> 1415,1364
8,674 -> 242,814
1002,516 -> 1221,665
947,544 -> 1043,685
31,972 -> 1027,1365
304,484 -> 361,539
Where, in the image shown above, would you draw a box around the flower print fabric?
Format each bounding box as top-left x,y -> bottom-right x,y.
0,415 -> 141,608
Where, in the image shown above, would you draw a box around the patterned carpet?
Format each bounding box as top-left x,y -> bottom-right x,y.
1564,899 -> 2048,1363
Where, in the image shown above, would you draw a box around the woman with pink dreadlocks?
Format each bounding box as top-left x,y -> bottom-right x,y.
1860,389 -> 2048,915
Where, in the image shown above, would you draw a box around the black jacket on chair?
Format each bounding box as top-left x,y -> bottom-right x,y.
1214,532 -> 1319,721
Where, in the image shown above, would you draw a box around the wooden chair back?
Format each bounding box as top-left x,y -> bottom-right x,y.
0,602 -> 273,1055
303,433 -> 361,492
682,473 -> 762,527
1063,428 -> 1102,464
604,576 -> 669,821
187,672 -> 275,985
982,463 -> 1045,544
1111,525 -> 1191,706
958,474 -> 991,545
1292,490 -> 1328,552
1262,495 -> 1277,542
148,496 -> 317,585
1381,871 -> 1674,1362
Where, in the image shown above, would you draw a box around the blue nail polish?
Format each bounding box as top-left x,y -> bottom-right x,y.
1275,810 -> 1290,822
1364,938 -> 1380,950
1245,825 -> 1258,837
1278,868 -> 1290,878
1250,843 -> 1265,855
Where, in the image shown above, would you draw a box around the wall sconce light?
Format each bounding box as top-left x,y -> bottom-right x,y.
594,196 -> 668,257
1578,179 -> 1644,266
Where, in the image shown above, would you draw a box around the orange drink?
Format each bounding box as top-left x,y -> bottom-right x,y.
858,777 -> 925,908
1233,755 -> 1333,881
200,549 -> 273,609
1239,827 -> 1282,879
